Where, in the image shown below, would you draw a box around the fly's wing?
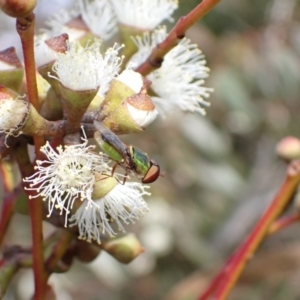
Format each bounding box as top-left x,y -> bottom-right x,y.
93,120 -> 128,158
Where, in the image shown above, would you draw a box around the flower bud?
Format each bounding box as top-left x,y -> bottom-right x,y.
101,234 -> 145,264
0,86 -> 63,138
52,260 -> 72,273
39,87 -> 63,121
86,93 -> 104,113
0,0 -> 37,18
75,240 -> 101,263
35,34 -> 68,70
100,69 -> 144,118
58,84 -> 98,132
36,71 -> 50,104
102,93 -> 158,134
100,69 -> 158,134
20,103 -> 59,136
69,176 -> 150,244
36,34 -> 69,107
0,47 -> 23,92
276,136 -> 300,161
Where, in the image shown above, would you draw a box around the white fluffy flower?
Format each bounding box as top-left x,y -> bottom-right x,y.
130,27 -> 213,115
50,40 -> 123,92
40,7 -> 84,41
69,180 -> 150,243
111,0 -> 178,30
0,96 -> 28,137
78,0 -> 117,40
24,135 -> 110,226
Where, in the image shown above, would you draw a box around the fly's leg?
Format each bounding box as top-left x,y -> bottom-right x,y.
111,163 -> 129,185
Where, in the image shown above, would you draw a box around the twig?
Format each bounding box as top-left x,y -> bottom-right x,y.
14,142 -> 47,300
0,160 -> 21,247
135,0 -> 221,76
199,160 -> 300,300
268,212 -> 300,235
45,230 -> 74,276
16,13 -> 47,300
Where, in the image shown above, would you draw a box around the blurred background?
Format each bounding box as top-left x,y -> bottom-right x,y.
2,0 -> 300,299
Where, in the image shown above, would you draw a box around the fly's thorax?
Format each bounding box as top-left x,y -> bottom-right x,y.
129,146 -> 151,177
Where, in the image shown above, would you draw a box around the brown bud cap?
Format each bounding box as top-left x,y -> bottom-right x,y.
45,34 -> 69,54
0,0 -> 37,17
127,93 -> 155,111
35,34 -> 68,69
0,47 -> 22,68
276,136 -> 300,161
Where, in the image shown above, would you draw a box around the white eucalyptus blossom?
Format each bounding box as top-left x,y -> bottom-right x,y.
23,134 -> 110,226
69,181 -> 150,243
130,27 -> 213,115
0,96 -> 28,137
78,0 -> 118,40
50,40 -> 123,92
111,0 -> 178,30
40,7 -> 83,41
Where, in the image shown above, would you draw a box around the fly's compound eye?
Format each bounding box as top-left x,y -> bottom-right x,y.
142,161 -> 160,184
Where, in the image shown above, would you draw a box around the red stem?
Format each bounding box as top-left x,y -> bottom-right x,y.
199,160 -> 300,300
0,161 -> 18,247
135,0 -> 221,76
268,212 -> 300,235
16,14 -> 46,299
0,188 -> 22,247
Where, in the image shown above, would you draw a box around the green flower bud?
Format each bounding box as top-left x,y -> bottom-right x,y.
101,234 -> 145,264
58,84 -> 98,132
0,47 -> 23,92
92,174 -> 118,199
102,93 -> 157,134
100,69 -> 158,134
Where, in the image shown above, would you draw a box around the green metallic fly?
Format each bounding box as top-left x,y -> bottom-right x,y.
94,120 -> 160,184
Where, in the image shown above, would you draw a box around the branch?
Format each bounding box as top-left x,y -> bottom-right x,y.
199,160 -> 300,300
0,160 -> 23,247
268,212 -> 300,235
135,0 -> 221,76
14,142 -> 47,300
